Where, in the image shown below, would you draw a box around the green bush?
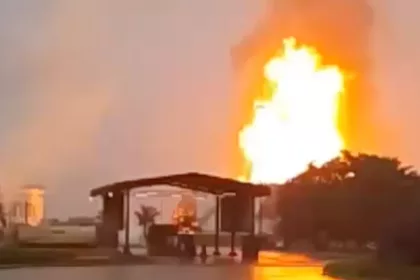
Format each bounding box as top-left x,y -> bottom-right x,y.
377,210 -> 420,265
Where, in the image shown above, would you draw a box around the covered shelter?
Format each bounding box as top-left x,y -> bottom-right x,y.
90,172 -> 271,255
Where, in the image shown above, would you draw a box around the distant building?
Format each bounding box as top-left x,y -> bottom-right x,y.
10,185 -> 45,226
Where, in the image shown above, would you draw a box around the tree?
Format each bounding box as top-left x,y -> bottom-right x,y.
343,153 -> 418,244
134,205 -> 159,240
377,205 -> 420,265
274,150 -> 420,252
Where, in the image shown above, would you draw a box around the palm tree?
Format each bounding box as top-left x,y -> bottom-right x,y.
134,205 -> 159,240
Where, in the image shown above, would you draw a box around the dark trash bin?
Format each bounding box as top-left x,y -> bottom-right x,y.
242,235 -> 264,263
178,234 -> 196,258
147,224 -> 178,256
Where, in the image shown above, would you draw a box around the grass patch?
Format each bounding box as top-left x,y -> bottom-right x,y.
0,247 -> 76,265
324,258 -> 420,280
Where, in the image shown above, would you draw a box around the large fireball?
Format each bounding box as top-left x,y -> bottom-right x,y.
240,38 -> 345,183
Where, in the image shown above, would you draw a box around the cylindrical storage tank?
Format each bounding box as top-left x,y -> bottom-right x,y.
21,185 -> 45,227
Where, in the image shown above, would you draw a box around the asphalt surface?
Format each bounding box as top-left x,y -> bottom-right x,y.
0,250 -> 339,279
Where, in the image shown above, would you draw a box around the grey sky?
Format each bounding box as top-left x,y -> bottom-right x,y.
0,0 -> 419,218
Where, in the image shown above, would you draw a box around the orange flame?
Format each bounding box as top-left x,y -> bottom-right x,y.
172,194 -> 197,225
240,38 -> 344,183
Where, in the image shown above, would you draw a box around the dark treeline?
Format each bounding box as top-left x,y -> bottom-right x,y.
272,151 -> 420,264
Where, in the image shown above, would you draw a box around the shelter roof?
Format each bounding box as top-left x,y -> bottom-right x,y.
90,172 -> 271,197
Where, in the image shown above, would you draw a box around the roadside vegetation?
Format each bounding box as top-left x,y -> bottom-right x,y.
269,150 -> 420,278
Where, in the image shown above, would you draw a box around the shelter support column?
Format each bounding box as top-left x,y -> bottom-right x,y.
229,231 -> 237,257
99,192 -> 121,249
250,197 -> 255,236
258,198 -> 263,234
213,195 -> 221,256
123,189 -> 131,255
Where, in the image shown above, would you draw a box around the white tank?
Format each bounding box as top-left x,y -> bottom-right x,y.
10,185 -> 45,226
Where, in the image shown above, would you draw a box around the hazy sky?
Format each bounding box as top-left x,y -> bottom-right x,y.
0,0 -> 419,218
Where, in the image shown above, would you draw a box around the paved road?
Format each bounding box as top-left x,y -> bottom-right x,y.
0,252 -> 339,280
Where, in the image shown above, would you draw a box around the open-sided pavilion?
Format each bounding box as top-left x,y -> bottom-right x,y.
90,172 -> 271,255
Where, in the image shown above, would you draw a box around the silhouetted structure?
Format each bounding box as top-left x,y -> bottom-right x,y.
90,172 -> 270,256
221,195 -> 254,232
95,191 -> 123,248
